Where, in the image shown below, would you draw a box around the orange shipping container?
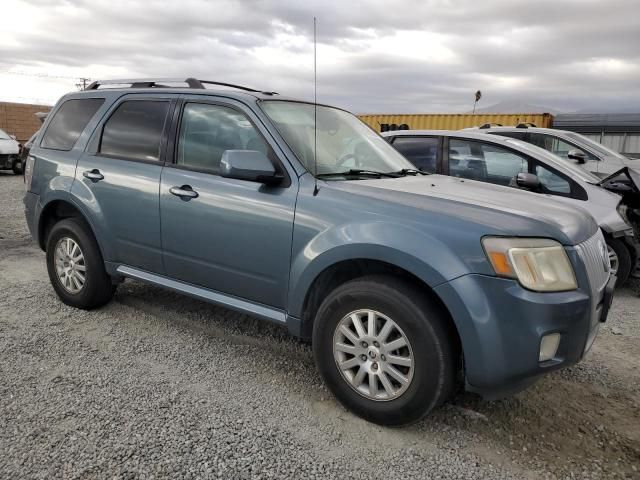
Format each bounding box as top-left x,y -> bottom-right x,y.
358,113 -> 554,132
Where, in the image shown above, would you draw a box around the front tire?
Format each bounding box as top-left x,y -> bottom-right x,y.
606,237 -> 631,286
312,275 -> 457,426
12,159 -> 23,175
46,218 -> 115,309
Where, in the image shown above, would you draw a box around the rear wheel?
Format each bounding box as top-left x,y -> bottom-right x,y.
46,218 -> 116,309
606,237 -> 631,286
312,275 -> 457,426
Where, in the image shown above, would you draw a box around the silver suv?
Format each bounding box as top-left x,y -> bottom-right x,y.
474,125 -> 639,177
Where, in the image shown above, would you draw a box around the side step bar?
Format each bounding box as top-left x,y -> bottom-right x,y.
116,265 -> 287,325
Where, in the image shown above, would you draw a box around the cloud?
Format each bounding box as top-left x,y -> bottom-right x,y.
0,0 -> 639,113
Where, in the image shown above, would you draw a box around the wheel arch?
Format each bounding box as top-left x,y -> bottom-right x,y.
37,199 -> 103,256
296,257 -> 462,358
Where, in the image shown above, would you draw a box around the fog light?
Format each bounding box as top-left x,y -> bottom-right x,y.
539,333 -> 561,362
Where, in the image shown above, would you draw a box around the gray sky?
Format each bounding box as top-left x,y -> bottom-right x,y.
1,0 -> 639,113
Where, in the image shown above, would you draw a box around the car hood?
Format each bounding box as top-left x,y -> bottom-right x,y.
328,175 -> 598,245
0,138 -> 19,155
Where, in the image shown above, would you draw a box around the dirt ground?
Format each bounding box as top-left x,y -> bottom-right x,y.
1,172 -> 639,479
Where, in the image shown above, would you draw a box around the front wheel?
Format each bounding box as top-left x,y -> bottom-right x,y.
606,237 -> 631,286
12,159 -> 23,175
312,275 -> 457,426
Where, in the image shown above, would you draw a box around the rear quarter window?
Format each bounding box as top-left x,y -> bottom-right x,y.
40,98 -> 105,151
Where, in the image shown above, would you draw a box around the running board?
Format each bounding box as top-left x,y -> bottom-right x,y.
116,265 -> 287,325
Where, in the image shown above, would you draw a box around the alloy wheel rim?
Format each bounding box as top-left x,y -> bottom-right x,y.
607,245 -> 619,276
54,237 -> 86,294
333,309 -> 414,401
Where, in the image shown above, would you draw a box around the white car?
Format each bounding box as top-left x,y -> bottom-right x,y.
0,128 -> 22,174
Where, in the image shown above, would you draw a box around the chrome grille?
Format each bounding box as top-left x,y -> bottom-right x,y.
576,230 -> 610,294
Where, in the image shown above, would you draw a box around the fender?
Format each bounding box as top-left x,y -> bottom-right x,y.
287,221 -> 473,318
36,182 -> 113,262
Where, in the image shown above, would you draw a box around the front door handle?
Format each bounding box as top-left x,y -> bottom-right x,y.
83,169 -> 104,181
169,185 -> 199,200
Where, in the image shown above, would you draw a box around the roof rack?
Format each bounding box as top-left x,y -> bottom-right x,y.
478,123 -> 503,129
84,77 -> 277,95
516,122 -> 537,128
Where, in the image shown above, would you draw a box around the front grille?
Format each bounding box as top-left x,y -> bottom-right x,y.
576,230 -> 610,294
575,230 -> 611,343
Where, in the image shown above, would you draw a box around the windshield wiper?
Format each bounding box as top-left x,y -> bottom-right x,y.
391,168 -> 429,176
316,169 -> 401,179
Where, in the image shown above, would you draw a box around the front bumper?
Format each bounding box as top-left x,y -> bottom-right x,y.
435,275 -> 595,398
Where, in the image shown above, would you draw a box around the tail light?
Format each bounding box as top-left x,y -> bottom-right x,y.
24,155 -> 35,192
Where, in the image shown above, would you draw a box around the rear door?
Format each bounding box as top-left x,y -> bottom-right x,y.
74,94 -> 174,273
159,97 -> 297,309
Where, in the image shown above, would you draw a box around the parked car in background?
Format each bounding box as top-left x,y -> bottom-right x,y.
472,125 -> 639,177
383,130 -> 638,285
0,128 -> 22,174
24,78 -> 614,425
18,129 -> 41,167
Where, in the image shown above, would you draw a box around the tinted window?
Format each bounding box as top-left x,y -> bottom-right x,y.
448,139 -> 528,186
41,98 -> 104,150
535,165 -> 571,194
391,136 -> 439,173
100,101 -> 169,161
528,133 -> 596,160
177,103 -> 269,174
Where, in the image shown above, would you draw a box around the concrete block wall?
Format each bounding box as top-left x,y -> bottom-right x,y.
0,102 -> 52,144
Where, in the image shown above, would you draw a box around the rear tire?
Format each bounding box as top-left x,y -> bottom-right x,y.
312,275 -> 457,426
606,237 -> 631,286
46,218 -> 116,309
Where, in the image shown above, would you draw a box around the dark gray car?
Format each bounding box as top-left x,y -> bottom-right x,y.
24,78 -> 614,425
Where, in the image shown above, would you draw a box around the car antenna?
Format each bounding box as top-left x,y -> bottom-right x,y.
313,16 -> 320,196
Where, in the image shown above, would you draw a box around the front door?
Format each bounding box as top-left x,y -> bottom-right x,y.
75,96 -> 174,273
159,99 -> 297,309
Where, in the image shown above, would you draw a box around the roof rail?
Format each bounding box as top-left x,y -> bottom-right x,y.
84,77 -> 277,95
478,123 -> 503,129
516,122 -> 537,128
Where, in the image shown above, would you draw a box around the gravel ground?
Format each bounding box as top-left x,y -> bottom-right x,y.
1,172 -> 639,479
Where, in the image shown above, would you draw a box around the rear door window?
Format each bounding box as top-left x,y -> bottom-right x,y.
41,98 -> 105,150
391,136 -> 439,173
99,100 -> 170,162
448,139 -> 529,186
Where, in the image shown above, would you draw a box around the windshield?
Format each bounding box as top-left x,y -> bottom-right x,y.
0,129 -> 11,140
261,101 -> 414,176
563,131 -> 630,160
505,138 -> 602,183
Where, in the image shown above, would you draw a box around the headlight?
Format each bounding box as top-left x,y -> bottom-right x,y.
482,237 -> 577,292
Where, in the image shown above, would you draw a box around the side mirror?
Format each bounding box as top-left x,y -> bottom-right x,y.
567,149 -> 586,164
516,172 -> 541,190
9,134 -> 16,140
220,150 -> 282,185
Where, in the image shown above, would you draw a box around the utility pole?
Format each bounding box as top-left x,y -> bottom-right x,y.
76,77 -> 91,90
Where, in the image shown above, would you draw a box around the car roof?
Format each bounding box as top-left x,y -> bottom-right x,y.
382,129 -> 516,143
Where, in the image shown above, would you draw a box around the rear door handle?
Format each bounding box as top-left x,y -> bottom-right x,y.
169,185 -> 199,200
83,169 -> 104,181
